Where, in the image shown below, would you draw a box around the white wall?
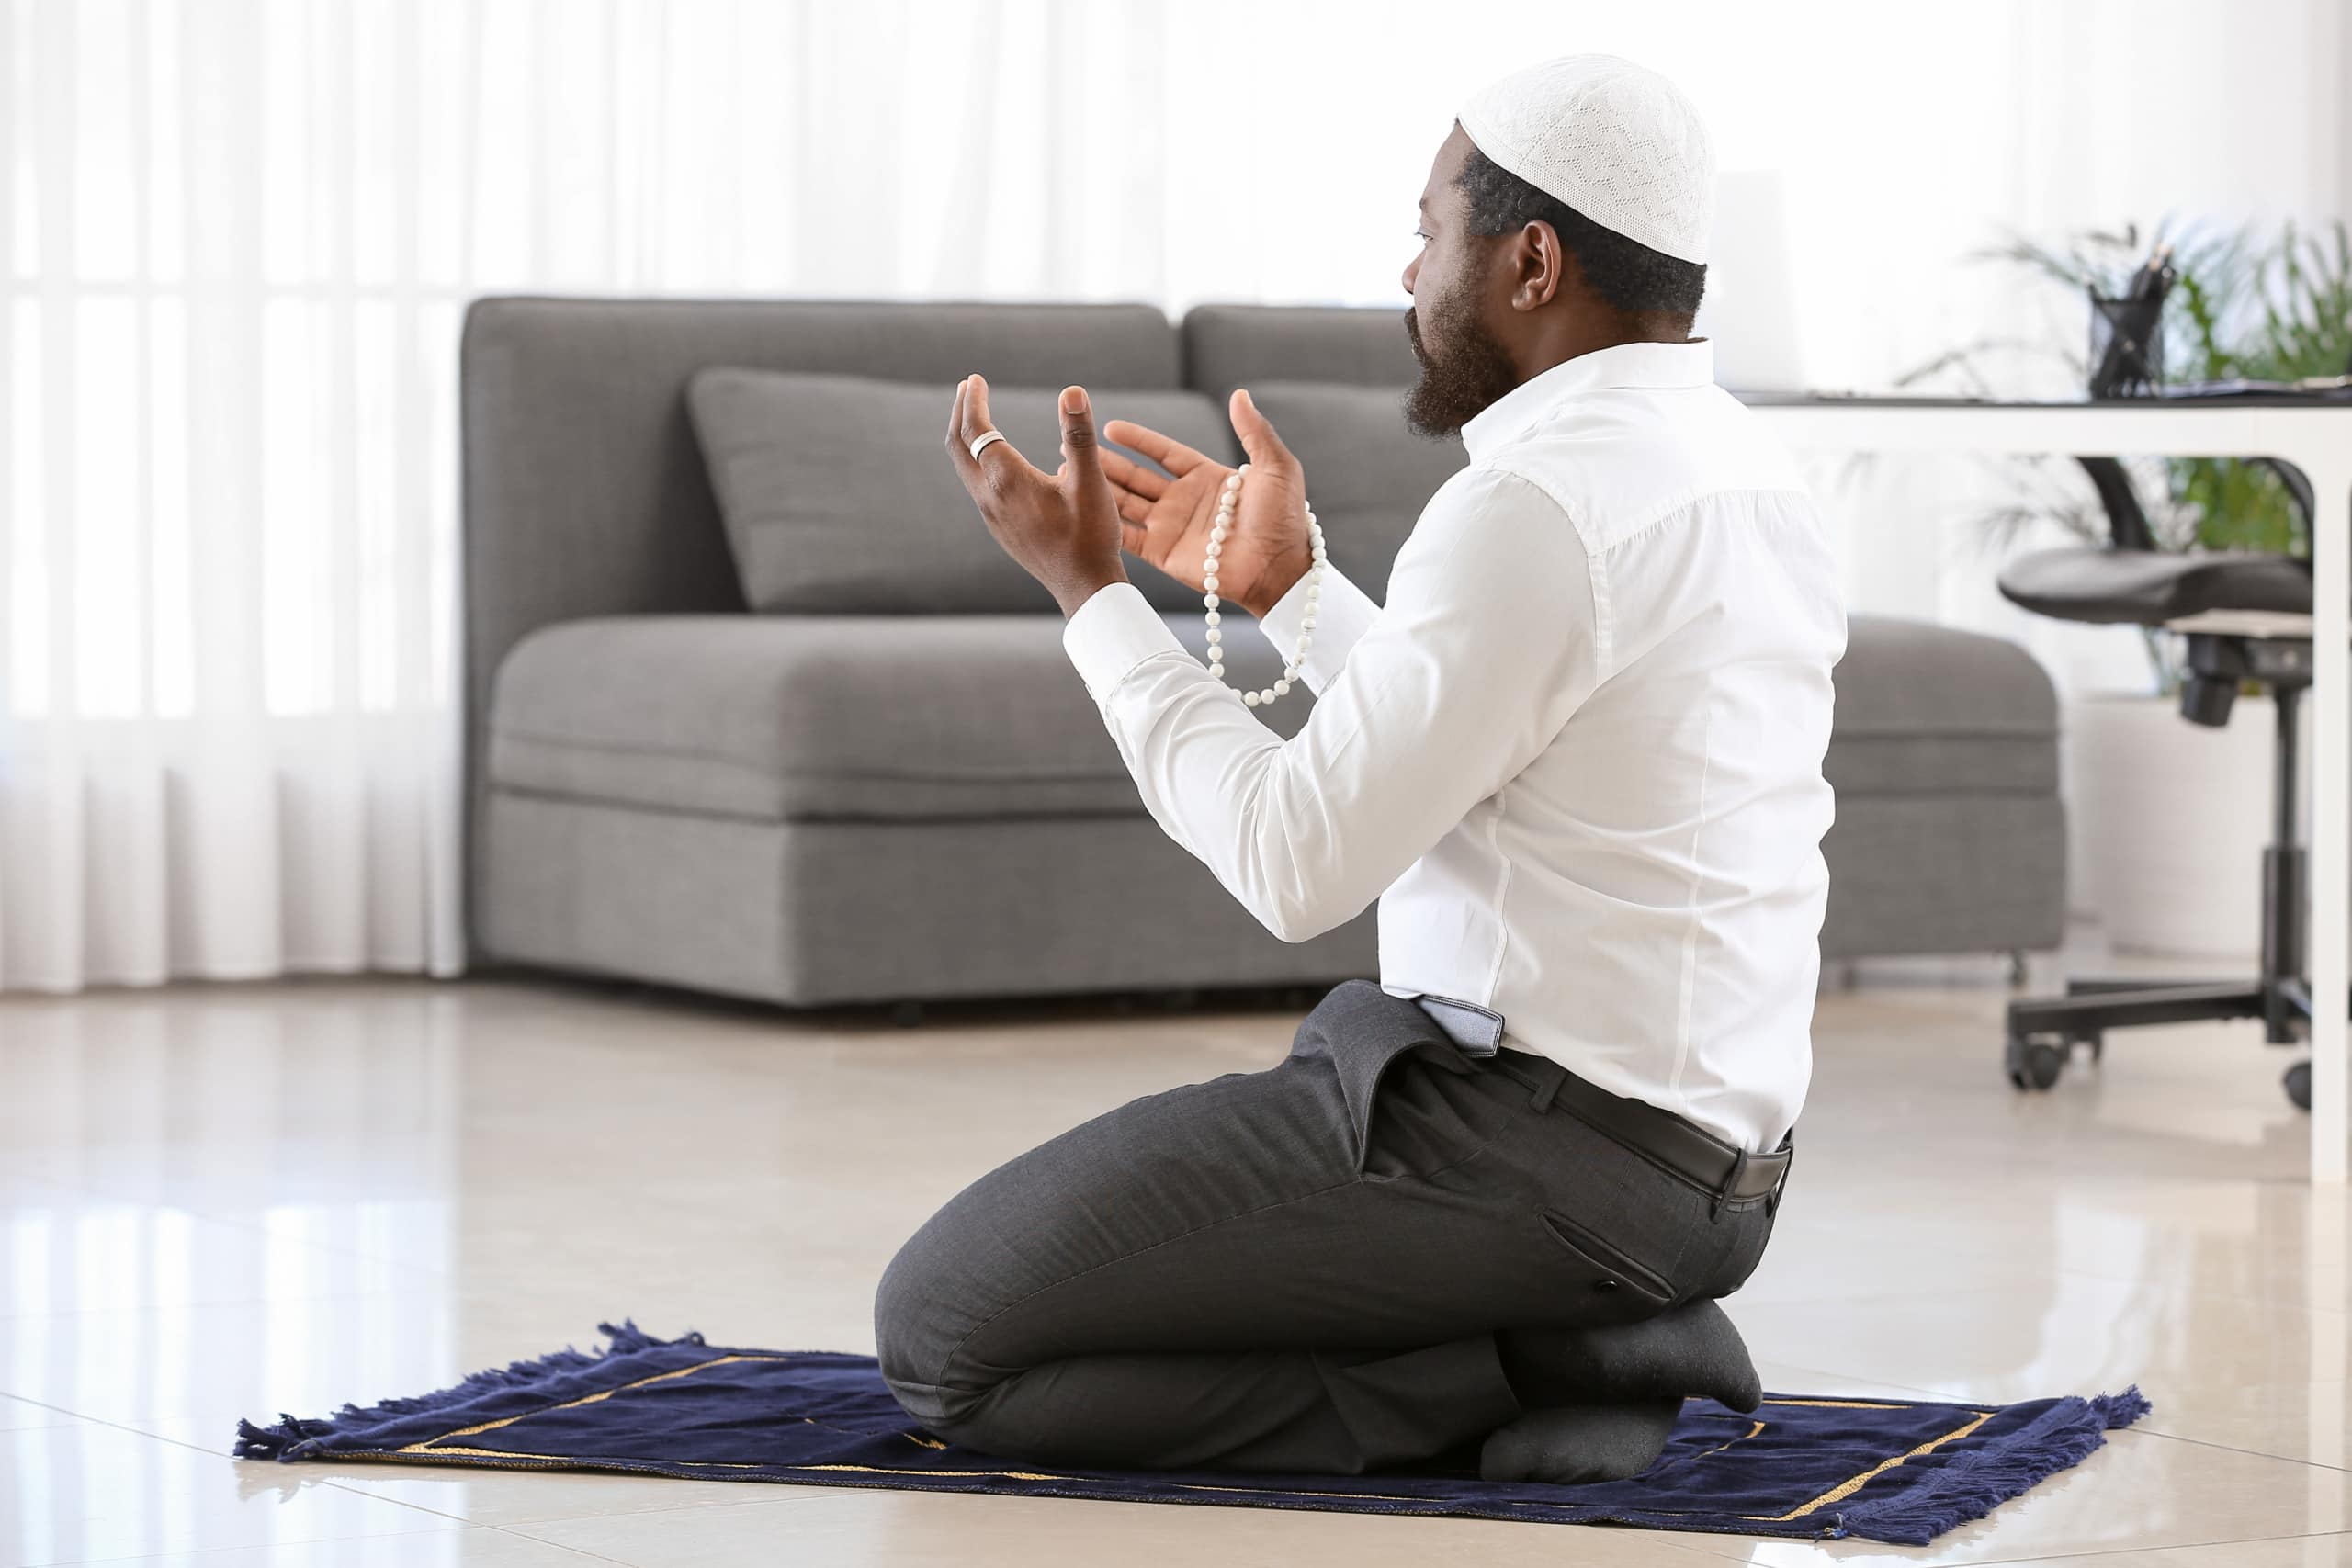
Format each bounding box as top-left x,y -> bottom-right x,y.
4,0 -> 2347,987
380,0 -> 2352,671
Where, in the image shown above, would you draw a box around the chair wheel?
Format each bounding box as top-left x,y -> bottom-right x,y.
2284,1060 -> 2312,1111
2006,1036 -> 2065,1091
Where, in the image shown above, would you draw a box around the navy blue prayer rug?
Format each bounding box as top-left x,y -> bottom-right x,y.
235,1322 -> 2148,1548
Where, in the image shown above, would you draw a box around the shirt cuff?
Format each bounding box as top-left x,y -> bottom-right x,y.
1061,580 -> 1190,705
1255,561 -> 1378,692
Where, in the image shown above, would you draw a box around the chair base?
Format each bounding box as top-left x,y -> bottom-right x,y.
2003,976 -> 2316,1107
2001,637 -> 2317,1111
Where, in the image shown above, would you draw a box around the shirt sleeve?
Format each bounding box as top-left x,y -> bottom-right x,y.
1256,559 -> 1381,695
1058,465 -> 1601,944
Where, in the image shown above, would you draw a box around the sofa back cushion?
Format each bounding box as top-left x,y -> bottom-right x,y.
689,368 -> 1238,614
1183,305 -> 1420,393
1241,381 -> 1466,597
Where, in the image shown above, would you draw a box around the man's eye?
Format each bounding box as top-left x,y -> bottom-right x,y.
1412,229 -> 1431,243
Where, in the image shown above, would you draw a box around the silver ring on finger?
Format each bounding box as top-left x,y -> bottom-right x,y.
968,429 -> 1008,460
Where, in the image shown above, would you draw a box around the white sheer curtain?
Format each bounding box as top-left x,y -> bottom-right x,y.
4,0 -> 2346,993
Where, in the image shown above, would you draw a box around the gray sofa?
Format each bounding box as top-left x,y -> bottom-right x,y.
461,299 -> 2064,1007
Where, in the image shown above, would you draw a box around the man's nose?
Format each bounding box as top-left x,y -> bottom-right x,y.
1401,254 -> 1419,296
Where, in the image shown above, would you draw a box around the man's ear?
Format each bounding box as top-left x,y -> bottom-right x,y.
1509,220 -> 1567,312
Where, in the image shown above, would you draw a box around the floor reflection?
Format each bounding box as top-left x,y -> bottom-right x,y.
0,973 -> 2344,1566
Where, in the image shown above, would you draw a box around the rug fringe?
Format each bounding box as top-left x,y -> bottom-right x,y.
232,1414 -> 338,1461
2093,1385 -> 2152,1429
232,1320 -> 704,1462
1825,1386 -> 2151,1546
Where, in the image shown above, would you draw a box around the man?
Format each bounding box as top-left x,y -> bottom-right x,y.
876,54 -> 1845,1485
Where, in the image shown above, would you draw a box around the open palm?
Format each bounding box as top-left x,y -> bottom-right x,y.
1101,389 -> 1314,620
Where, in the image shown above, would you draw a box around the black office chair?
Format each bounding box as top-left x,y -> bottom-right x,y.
1996,455 -> 2318,1111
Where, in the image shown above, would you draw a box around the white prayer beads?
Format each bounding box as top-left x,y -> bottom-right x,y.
1204,462 -> 1325,709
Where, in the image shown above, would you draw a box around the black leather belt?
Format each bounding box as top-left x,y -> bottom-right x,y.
1486,1045 -> 1793,1215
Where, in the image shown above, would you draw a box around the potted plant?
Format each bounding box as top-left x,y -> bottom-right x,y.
1915,220 -> 2351,957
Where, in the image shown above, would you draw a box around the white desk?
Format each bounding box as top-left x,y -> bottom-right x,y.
1745,396 -> 2352,1185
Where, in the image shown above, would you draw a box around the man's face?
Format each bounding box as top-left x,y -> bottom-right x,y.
1400,125 -> 1521,439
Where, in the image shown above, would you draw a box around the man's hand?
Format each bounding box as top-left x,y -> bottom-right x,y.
946,373 -> 1130,618
1100,389 -> 1315,621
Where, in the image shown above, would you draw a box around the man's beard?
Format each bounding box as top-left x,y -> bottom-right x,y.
1402,281 -> 1521,439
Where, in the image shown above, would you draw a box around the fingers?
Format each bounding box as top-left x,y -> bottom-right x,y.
1099,446 -> 1170,502
1109,486 -> 1152,525
1091,426 -> 1168,545
1229,388 -> 1299,473
946,372 -> 1039,494
944,377 -> 979,487
962,372 -> 996,448
1057,386 -> 1105,492
1102,417 -> 1212,477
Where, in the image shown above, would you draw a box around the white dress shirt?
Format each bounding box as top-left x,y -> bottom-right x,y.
1060,340 -> 1846,1151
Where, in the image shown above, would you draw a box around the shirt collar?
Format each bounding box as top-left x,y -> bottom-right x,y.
1458,338 -> 1717,461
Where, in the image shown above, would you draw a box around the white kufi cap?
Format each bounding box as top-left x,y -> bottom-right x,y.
1456,54 -> 1714,265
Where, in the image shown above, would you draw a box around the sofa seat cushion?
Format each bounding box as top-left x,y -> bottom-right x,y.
488,613 -> 1306,823
492,613 -> 2055,824
1826,615 -> 2059,796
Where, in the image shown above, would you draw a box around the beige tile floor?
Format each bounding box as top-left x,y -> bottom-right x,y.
0,967 -> 2345,1567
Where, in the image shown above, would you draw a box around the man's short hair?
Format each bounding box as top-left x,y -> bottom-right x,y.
1454,143 -> 1707,321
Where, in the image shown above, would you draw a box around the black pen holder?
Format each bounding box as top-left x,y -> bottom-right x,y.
2087,288 -> 2165,397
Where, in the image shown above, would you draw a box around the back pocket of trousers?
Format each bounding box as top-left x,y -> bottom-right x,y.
1537,1207 -> 1678,1312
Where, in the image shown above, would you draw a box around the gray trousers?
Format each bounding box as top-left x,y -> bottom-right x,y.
874,978 -> 1778,1474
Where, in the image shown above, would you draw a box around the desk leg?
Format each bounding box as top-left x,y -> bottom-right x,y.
2312,462 -> 2351,1186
